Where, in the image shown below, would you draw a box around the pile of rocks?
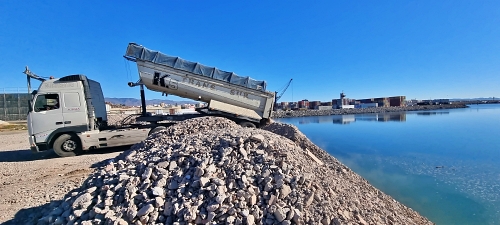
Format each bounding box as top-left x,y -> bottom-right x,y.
36,117 -> 432,225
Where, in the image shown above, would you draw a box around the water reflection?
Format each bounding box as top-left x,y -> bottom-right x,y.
297,112 -> 408,125
416,112 -> 450,116
275,104 -> 500,224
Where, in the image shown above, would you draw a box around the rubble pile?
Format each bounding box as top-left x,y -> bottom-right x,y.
37,117 -> 432,225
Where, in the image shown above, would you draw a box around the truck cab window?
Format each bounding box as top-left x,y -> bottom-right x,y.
34,94 -> 60,112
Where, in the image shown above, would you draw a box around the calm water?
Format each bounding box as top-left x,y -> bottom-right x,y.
275,104 -> 500,225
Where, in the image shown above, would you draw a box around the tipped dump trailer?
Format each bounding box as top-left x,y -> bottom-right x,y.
124,43 -> 275,125
25,43 -> 276,157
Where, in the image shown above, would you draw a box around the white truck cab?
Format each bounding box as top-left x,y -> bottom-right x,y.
26,74 -> 142,157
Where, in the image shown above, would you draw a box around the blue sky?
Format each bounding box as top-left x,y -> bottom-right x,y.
1,1 -> 498,102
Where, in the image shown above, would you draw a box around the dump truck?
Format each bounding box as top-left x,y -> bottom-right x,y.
26,43 -> 275,157
124,43 -> 275,126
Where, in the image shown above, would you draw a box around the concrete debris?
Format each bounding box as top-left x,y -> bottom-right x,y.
35,116 -> 432,225
305,148 -> 325,166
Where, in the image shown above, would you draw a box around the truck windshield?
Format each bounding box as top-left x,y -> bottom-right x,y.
34,94 -> 60,112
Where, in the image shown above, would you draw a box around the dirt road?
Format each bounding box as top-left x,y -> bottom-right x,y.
0,131 -> 127,224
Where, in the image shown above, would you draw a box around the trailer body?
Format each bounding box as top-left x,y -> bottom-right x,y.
125,43 -> 275,123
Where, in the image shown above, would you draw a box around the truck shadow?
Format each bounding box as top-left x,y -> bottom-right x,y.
0,149 -> 58,162
84,145 -> 133,156
0,146 -> 132,163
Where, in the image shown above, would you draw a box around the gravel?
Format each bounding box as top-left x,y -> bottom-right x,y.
0,131 -> 125,225
20,117 -> 432,225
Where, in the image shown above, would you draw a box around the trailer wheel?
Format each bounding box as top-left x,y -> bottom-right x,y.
149,126 -> 167,136
239,121 -> 256,128
53,134 -> 82,157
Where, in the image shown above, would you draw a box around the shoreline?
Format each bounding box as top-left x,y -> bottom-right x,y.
272,104 -> 468,118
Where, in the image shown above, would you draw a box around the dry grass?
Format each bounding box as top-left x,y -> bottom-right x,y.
0,124 -> 27,132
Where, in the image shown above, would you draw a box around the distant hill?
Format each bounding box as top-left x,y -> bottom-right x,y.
105,98 -> 197,106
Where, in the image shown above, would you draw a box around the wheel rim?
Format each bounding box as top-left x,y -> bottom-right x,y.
62,139 -> 77,152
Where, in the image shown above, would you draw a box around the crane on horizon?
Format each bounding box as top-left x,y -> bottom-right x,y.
274,78 -> 293,110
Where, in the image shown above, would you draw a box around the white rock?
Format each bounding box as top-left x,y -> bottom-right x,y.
274,207 -> 286,222
168,161 -> 178,171
249,134 -> 265,142
137,204 -> 154,217
200,177 -> 210,187
305,192 -> 315,206
152,187 -> 164,196
280,184 -> 291,199
246,215 -> 255,225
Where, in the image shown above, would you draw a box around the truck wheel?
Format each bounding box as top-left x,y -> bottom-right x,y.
149,126 -> 167,136
53,134 -> 82,157
239,121 -> 256,128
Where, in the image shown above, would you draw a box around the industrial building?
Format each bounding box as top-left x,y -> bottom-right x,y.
358,96 -> 406,107
274,91 -> 407,111
331,92 -> 406,109
417,99 -> 451,105
298,100 -> 310,109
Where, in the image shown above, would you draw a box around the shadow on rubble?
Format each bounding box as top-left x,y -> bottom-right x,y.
3,157 -> 108,225
84,145 -> 132,157
86,145 -> 132,168
2,201 -> 61,225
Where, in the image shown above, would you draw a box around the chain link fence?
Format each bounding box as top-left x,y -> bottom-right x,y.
0,88 -> 30,121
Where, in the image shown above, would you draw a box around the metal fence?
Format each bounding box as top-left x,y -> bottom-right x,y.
0,88 -> 30,121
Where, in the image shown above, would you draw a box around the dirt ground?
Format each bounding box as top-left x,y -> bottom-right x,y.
0,131 -> 128,224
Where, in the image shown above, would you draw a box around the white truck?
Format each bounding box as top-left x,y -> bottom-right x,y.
26,43 -> 276,157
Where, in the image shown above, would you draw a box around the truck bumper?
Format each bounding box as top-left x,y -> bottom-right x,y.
30,145 -> 39,152
29,136 -> 49,152
29,136 -> 39,152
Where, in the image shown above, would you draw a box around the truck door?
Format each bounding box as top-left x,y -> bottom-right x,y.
61,92 -> 87,131
30,93 -> 63,138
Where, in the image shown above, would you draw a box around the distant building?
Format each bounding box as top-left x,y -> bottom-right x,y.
334,92 -> 352,109
280,102 -> 292,110
309,101 -> 321,109
298,100 -> 309,109
317,106 -> 332,110
389,96 -> 406,107
354,103 -> 378,108
358,96 -> 406,107
433,99 -> 450,105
